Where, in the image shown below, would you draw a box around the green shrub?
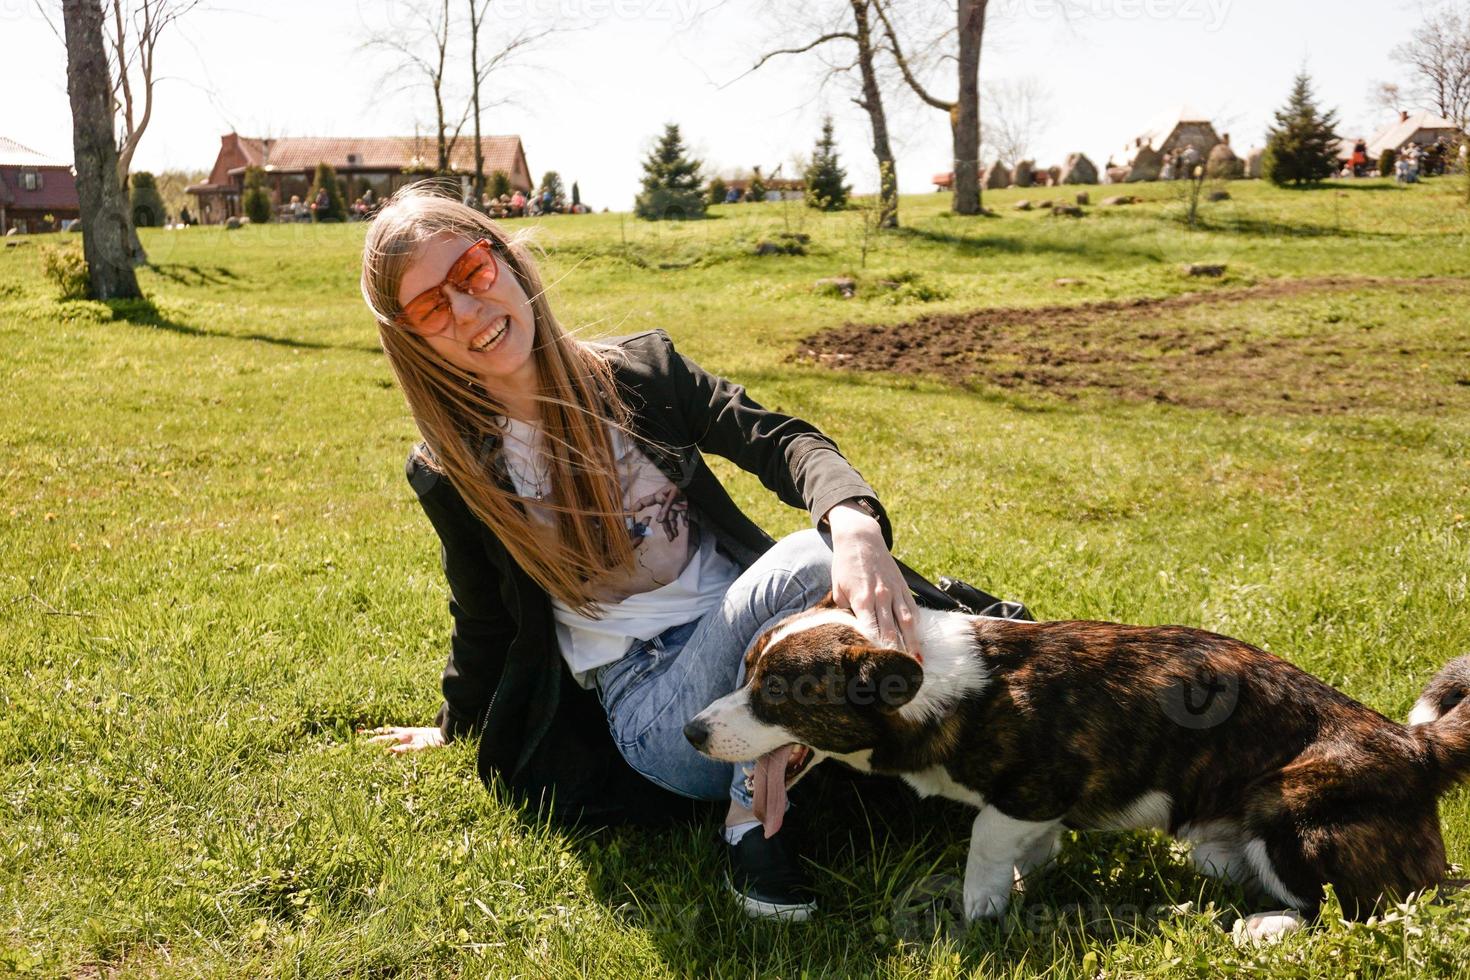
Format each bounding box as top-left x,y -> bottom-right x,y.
488,170 -> 512,200
1379,148 -> 1398,177
706,176 -> 728,207
41,242 -> 89,300
242,166 -> 273,224
538,170 -> 564,204
129,171 -> 166,228
745,167 -> 767,204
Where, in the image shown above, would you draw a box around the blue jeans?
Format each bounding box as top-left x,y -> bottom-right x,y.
593,529 -> 835,808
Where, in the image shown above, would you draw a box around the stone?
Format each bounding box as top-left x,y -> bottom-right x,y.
1013,159 -> 1035,188
1037,200 -> 1054,210
1054,277 -> 1085,287
1052,205 -> 1085,218
1185,263 -> 1227,277
1245,147 -> 1266,180
984,161 -> 1012,190
1208,190 -> 1231,202
1014,200 -> 1033,211
1126,145 -> 1163,183
815,277 -> 857,299
225,215 -> 243,230
1075,192 -> 1091,206
1102,195 -> 1139,206
1061,153 -> 1100,185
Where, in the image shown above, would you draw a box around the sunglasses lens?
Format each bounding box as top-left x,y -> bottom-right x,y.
457,249 -> 498,293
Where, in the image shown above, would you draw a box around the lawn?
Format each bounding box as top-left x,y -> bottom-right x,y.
3,177 -> 1470,978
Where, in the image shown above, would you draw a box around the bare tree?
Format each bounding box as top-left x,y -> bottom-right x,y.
367,0 -> 470,175
745,0 -> 902,227
1392,4 -> 1470,127
983,77 -> 1051,170
62,0 -> 141,299
465,1 -> 556,205
873,0 -> 990,215
39,0 -> 200,263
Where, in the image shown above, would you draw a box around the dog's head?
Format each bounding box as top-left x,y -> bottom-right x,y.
684,594 -> 924,767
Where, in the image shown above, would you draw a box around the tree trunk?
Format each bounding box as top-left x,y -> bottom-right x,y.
951,0 -> 986,214
852,0 -> 899,228
469,1 -> 485,206
63,0 -> 141,300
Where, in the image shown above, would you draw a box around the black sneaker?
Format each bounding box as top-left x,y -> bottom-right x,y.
724,824 -> 818,922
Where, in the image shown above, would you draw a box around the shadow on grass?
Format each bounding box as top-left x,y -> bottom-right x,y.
148,263 -> 240,286
107,298 -> 379,354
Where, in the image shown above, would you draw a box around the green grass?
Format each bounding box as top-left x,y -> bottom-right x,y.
4,177 -> 1470,977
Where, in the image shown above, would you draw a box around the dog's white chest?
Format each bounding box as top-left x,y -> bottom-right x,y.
902,766 -> 986,808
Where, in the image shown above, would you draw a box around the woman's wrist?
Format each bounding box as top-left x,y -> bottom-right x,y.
824,498 -> 883,539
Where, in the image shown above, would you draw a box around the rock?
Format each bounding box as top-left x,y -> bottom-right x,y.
755,238 -> 805,256
1185,263 -> 1227,278
1014,200 -> 1034,211
1037,200 -> 1054,210
1102,195 -> 1139,206
1054,277 -> 1085,287
1061,153 -> 1099,185
1245,146 -> 1266,180
1075,192 -> 1091,206
1208,190 -> 1231,202
1106,165 -> 1132,184
1126,145 -> 1163,183
1207,141 -> 1244,180
984,161 -> 1012,190
225,215 -> 243,230
1052,205 -> 1085,218
1013,160 -> 1035,188
814,277 -> 857,299
4,227 -> 18,237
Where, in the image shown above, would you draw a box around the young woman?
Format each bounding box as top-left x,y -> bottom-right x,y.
357,185 -> 963,921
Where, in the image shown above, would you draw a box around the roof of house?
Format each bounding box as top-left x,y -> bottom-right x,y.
0,136 -> 71,169
235,134 -> 527,175
1364,111 -> 1464,159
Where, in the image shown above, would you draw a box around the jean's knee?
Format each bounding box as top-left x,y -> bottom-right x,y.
765,528 -> 834,596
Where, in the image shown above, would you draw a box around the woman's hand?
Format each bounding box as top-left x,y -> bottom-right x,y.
826,500 -> 923,659
360,725 -> 446,754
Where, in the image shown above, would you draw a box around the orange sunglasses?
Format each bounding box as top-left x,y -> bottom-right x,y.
396,238 -> 502,336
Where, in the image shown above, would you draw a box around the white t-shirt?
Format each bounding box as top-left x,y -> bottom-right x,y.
495,415 -> 742,686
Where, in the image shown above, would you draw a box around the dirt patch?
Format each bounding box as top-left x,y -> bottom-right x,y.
796,277 -> 1470,414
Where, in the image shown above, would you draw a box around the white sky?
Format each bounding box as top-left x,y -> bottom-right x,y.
2,0 -> 1439,208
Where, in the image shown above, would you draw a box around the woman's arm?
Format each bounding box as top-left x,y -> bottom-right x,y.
365,448 -> 517,751
661,335 -> 921,655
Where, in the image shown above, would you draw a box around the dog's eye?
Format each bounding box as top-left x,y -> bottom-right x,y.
1441,690 -> 1465,713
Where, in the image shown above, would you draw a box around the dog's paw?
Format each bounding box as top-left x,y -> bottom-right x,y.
962,887 -> 1011,921
1231,910 -> 1306,946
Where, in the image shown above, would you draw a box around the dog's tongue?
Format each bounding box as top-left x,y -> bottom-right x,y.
752,743 -> 794,838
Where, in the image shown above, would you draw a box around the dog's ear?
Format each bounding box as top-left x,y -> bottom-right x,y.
844,645 -> 924,713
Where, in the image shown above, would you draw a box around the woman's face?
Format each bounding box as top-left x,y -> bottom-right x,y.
397,230 -> 538,394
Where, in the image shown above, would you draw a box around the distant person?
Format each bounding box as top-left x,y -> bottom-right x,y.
725,186 -> 740,204
510,189 -> 525,217
179,205 -> 193,226
1351,139 -> 1370,178
290,195 -> 308,222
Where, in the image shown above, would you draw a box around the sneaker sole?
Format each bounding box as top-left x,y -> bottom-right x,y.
725,875 -> 817,922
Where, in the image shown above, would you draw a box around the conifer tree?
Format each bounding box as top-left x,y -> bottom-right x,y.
128,171 -> 166,227
745,166 -> 767,204
309,162 -> 347,221
804,116 -> 850,210
241,166 -> 272,224
1264,71 -> 1342,186
634,123 -> 706,220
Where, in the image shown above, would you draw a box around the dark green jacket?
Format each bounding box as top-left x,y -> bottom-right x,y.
405,329 -> 957,826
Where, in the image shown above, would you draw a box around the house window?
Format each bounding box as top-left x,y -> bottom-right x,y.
21,171 -> 42,191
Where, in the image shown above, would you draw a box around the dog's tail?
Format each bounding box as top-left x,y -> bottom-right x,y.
1410,655 -> 1470,793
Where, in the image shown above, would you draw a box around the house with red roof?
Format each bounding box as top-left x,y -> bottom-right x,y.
186,132 -> 533,224
0,138 -> 80,235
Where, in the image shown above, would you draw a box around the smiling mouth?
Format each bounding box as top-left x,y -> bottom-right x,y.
469,315 -> 511,353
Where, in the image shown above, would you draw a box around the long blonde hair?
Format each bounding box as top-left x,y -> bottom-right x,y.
361,183 -> 637,616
